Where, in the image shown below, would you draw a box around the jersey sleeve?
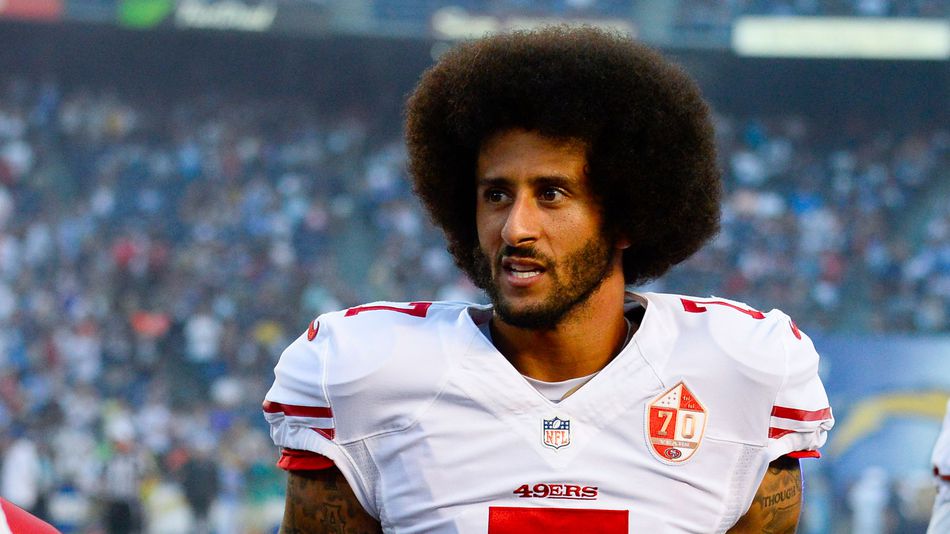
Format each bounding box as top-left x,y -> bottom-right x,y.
766,318 -> 834,460
263,318 -> 342,464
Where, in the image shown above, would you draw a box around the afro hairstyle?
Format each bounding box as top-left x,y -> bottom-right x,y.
405,25 -> 721,288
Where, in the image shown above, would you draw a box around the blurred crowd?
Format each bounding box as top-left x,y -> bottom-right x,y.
0,72 -> 946,533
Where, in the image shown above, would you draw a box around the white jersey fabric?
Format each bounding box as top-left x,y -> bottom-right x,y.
929,400 -> 950,534
264,292 -> 834,533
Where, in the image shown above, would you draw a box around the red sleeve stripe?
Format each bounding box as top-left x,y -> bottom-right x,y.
768,427 -> 796,439
770,406 -> 832,421
263,400 -> 333,419
312,427 -> 335,440
277,448 -> 335,471
787,450 -> 821,459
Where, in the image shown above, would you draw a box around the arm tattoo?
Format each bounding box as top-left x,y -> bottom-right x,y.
728,456 -> 802,534
280,468 -> 382,534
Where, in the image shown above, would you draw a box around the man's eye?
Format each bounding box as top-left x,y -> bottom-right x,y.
485,190 -> 506,203
540,188 -> 563,202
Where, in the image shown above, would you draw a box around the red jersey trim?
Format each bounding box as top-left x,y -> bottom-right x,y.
787,450 -> 821,459
771,406 -> 832,421
312,427 -> 335,440
768,427 -> 795,439
278,448 -> 335,471
263,400 -> 333,419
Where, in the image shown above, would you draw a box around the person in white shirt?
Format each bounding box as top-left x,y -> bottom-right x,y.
264,26 -> 834,533
929,400 -> 950,534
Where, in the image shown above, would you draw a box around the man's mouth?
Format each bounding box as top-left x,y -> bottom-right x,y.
501,258 -> 546,279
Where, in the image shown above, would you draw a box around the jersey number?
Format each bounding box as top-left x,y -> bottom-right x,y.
344,302 -> 432,318
680,298 -> 765,319
488,507 -> 628,533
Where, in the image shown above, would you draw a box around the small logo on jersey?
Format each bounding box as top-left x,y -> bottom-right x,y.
646,381 -> 707,464
513,483 -> 598,500
306,320 -> 320,341
542,417 -> 571,450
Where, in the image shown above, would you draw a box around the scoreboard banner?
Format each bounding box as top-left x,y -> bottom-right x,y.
0,0 -> 64,21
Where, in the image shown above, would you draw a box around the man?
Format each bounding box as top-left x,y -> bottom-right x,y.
264,26 -> 834,533
929,400 -> 950,533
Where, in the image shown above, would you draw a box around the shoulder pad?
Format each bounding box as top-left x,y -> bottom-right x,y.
265,301 -> 479,443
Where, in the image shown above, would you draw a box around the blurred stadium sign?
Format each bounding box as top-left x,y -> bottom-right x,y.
175,0 -> 277,31
0,0 -> 63,21
812,333 -> 950,484
733,16 -> 950,60
430,6 -> 634,40
118,0 -> 174,28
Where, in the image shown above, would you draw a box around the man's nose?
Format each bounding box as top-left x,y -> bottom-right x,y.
500,195 -> 539,247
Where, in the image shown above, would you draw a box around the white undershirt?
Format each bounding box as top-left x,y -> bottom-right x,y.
523,372 -> 600,402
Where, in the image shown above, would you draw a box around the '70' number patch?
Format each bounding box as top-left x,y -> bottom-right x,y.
646,381 -> 707,464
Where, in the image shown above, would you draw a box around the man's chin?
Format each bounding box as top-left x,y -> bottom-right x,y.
493,299 -> 568,331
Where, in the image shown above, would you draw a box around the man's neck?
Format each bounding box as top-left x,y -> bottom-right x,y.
489,273 -> 631,382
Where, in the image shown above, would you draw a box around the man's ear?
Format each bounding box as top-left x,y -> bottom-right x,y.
615,236 -> 632,250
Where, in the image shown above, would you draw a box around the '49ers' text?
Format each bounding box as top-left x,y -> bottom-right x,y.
513,483 -> 599,500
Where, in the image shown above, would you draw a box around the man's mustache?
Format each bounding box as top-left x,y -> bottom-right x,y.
496,245 -> 551,267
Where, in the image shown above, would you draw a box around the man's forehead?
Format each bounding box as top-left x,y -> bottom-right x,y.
476,128 -> 589,181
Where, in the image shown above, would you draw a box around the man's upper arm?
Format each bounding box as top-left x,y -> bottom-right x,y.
281,467 -> 382,534
728,456 -> 802,534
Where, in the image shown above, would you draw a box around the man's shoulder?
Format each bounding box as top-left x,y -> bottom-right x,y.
306,299 -> 481,349
266,300 -> 484,442
638,291 -> 816,377
276,299 -> 483,378
641,291 -> 805,347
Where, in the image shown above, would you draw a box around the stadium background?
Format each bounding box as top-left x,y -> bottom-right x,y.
0,0 -> 947,532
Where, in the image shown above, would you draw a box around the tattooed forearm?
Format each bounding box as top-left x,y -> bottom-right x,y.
280,468 -> 382,534
728,456 -> 802,534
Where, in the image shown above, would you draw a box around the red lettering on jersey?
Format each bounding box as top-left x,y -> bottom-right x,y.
306,319 -> 320,341
511,483 -> 598,500
513,485 -> 532,498
680,298 -> 766,319
789,319 -> 802,339
344,302 -> 432,318
489,507 -> 627,533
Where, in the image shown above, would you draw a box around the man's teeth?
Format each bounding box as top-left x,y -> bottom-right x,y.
511,270 -> 540,278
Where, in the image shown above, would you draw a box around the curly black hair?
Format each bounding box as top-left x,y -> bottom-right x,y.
405,25 -> 721,287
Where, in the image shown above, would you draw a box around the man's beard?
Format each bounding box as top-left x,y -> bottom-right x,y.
472,238 -> 615,330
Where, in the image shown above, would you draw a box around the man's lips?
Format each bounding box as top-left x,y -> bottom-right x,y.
500,257 -> 546,280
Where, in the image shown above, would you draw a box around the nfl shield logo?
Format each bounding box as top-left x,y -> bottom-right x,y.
542,417 -> 571,450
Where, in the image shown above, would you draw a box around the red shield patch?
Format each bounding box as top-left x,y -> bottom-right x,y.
646,381 -> 707,464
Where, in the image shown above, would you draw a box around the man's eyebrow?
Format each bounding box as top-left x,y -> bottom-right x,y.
477,175 -> 575,187
477,177 -> 511,188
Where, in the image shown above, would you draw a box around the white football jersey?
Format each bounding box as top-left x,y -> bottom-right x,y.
264,292 -> 834,533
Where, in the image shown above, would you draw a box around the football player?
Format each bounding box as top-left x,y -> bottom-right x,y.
265,26 -> 834,533
929,400 -> 950,534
